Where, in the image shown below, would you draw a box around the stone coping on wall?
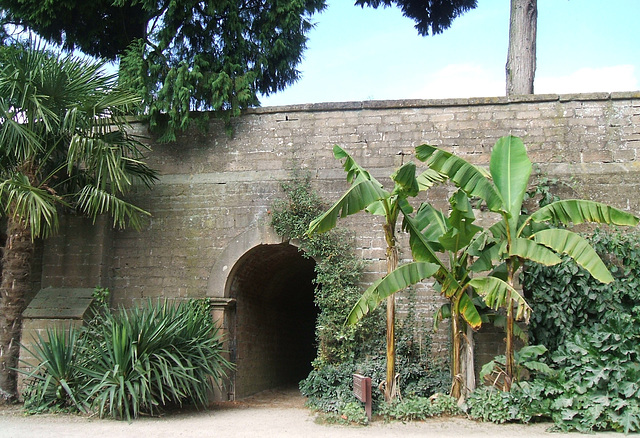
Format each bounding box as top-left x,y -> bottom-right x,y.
125,91 -> 640,125
246,91 -> 640,115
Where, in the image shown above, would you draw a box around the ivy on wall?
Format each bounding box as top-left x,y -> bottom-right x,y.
270,170 -> 450,416
270,170 -> 384,366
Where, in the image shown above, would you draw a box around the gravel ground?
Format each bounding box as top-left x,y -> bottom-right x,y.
0,387 -> 623,438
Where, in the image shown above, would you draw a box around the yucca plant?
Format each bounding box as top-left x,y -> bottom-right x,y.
81,299 -> 231,420
21,326 -> 89,413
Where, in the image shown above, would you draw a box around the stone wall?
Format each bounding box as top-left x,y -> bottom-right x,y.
36,92 -> 640,398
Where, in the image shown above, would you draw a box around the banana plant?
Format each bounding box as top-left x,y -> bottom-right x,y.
401,189 -> 530,400
307,145 -> 443,402
416,135 -> 640,390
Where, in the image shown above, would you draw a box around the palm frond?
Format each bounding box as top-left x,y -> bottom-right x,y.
0,173 -> 60,238
76,185 -> 150,231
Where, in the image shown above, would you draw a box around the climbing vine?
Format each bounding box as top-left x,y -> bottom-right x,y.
270,170 -> 449,416
270,170 -> 383,365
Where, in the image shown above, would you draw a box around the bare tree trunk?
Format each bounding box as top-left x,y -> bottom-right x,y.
506,0 -> 537,95
0,214 -> 33,404
383,223 -> 398,402
450,309 -> 462,400
462,320 -> 476,398
504,262 -> 515,392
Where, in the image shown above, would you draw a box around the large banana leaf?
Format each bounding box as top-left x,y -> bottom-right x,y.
489,136 -> 531,225
531,228 -> 614,283
416,168 -> 447,191
415,143 -> 504,212
307,173 -> 389,234
346,261 -> 440,324
333,144 -> 371,183
391,161 -> 419,198
410,203 -> 448,246
509,237 -> 562,266
530,199 -> 639,228
457,290 -> 483,329
468,276 -> 531,322
400,202 -> 446,266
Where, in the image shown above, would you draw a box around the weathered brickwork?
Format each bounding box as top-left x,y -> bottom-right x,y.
35,93 -> 640,399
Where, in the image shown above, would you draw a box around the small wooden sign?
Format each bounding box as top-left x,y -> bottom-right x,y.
353,373 -> 372,421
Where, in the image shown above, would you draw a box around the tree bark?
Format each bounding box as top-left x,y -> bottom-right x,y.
383,222 -> 398,402
463,320 -> 476,397
506,0 -> 537,95
0,213 -> 34,404
504,262 -> 515,392
450,307 -> 462,400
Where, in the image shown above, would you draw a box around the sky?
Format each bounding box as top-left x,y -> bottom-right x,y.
260,0 -> 640,107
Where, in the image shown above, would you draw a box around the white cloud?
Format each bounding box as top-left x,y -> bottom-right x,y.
412,63 -> 505,99
536,65 -> 638,94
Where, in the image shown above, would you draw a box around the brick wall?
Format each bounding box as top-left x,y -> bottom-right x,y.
37,93 -> 640,397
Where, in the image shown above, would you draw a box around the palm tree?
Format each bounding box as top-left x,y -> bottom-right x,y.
0,43 -> 157,403
416,135 -> 639,390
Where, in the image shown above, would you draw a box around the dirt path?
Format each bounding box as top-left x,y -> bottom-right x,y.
0,387 -> 622,438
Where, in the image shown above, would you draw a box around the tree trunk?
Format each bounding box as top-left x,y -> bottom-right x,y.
0,213 -> 34,404
461,313 -> 476,400
504,263 -> 515,392
450,308 -> 462,400
506,0 -> 537,95
383,223 -> 398,402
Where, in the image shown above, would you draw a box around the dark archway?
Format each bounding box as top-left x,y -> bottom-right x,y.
226,243 -> 316,399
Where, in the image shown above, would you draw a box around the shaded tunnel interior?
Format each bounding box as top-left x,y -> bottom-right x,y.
226,243 -> 317,399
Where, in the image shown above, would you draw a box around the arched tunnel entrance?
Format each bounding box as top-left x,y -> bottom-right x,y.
226,243 -> 317,399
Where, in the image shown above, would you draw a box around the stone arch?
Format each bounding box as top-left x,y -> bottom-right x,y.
207,225 -> 317,400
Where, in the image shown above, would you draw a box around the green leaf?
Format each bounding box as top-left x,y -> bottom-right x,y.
468,276 -> 531,322
531,199 -> 639,227
457,291 -> 482,329
308,146 -> 390,235
308,173 -> 389,234
391,161 -> 419,198
409,203 -> 449,245
401,205 -> 447,266
347,262 -> 439,324
489,136 -> 532,222
415,144 -> 504,212
434,303 -> 452,331
532,229 -> 614,283
510,237 -> 562,266
416,168 -> 447,191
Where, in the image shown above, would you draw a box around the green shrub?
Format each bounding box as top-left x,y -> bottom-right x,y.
524,227 -> 640,353
338,400 -> 369,425
469,314 -> 640,433
540,313 -> 640,433
485,228 -> 640,433
381,394 -> 459,421
82,299 -> 231,420
21,299 -> 231,420
22,326 -> 88,414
